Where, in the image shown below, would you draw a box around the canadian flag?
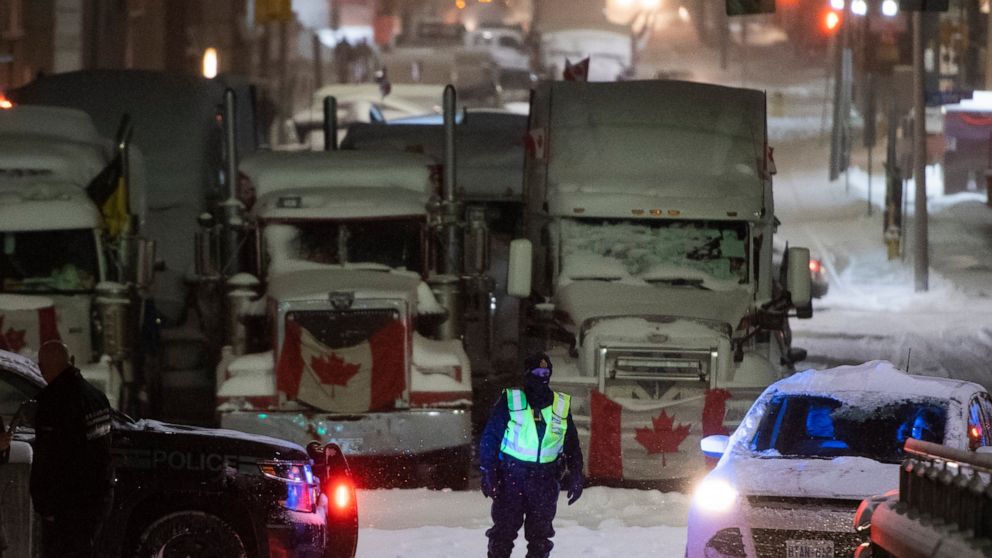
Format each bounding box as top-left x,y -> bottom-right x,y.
0,295 -> 60,355
588,388 -> 732,480
275,318 -> 406,413
563,57 -> 590,82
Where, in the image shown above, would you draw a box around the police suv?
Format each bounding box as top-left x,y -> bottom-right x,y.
0,349 -> 359,558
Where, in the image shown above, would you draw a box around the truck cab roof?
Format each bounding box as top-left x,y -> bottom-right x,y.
241,150 -> 434,200
530,80 -> 770,220
0,181 -> 101,231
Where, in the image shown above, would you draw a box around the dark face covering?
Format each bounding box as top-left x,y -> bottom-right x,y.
524,369 -> 553,409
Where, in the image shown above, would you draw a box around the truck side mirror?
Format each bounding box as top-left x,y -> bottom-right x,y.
507,239 -> 532,298
786,247 -> 812,310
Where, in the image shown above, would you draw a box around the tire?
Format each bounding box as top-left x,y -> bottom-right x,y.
134,511 -> 246,558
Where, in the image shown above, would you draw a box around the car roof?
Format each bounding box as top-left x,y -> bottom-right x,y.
767,360 -> 983,404
0,349 -> 44,388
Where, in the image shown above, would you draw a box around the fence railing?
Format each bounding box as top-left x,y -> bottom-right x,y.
896,438 -> 992,548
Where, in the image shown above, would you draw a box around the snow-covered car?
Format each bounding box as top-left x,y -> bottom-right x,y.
0,349 -> 358,558
685,361 -> 990,558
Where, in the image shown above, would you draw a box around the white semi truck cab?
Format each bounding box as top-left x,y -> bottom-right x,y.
0,105 -> 153,410
208,88 -> 480,488
508,80 -> 812,483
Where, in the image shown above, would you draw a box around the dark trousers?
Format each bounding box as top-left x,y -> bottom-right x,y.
486,460 -> 560,558
41,499 -> 112,558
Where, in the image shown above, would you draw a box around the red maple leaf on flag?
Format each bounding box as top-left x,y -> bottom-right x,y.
0,316 -> 26,354
635,410 -> 691,466
310,352 -> 361,395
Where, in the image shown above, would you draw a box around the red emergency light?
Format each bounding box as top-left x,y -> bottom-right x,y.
326,476 -> 356,514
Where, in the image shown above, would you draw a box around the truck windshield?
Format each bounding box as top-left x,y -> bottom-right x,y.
750,394 -> 948,464
270,219 -> 425,274
0,229 -> 99,293
559,218 -> 749,289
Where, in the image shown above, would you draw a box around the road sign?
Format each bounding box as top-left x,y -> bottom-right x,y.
925,90 -> 973,106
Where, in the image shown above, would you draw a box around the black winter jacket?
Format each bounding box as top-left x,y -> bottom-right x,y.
30,367 -> 114,516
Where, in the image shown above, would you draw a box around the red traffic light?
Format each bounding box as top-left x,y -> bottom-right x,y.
823,9 -> 842,33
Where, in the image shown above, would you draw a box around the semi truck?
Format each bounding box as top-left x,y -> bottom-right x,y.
202,87 -> 482,488
0,104 -> 154,412
507,80 -> 813,483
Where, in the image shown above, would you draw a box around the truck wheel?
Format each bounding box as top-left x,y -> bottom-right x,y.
135,511 -> 246,558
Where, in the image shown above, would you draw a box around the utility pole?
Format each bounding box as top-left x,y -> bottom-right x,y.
912,11 -> 929,291
987,4 -> 992,90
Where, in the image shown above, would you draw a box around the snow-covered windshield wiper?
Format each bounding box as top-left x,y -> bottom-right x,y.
566,274 -> 624,282
643,277 -> 709,289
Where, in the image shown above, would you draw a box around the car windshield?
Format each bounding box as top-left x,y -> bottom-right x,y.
750,394 -> 948,463
268,219 -> 425,274
559,218 -> 749,289
0,229 -> 99,293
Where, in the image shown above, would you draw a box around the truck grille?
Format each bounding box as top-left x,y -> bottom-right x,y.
286,308 -> 401,349
751,528 -> 864,558
602,347 -> 715,382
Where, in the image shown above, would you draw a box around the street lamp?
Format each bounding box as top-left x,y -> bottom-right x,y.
881,0 -> 899,16
202,48 -> 219,79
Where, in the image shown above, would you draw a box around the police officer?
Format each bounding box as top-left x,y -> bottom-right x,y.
30,341 -> 114,558
479,353 -> 584,558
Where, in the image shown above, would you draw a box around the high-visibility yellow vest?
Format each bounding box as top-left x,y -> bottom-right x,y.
499,388 -> 571,464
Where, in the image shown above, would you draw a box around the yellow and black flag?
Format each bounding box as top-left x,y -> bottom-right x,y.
85,153 -> 130,240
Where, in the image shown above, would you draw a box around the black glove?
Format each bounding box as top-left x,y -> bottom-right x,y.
481,467 -> 497,499
566,470 -> 584,505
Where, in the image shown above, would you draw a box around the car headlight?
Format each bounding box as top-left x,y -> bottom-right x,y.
693,478 -> 739,515
259,461 -> 318,513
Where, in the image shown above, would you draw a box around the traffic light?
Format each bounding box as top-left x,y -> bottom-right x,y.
725,0 -> 775,15
822,9 -> 841,34
898,0 -> 948,11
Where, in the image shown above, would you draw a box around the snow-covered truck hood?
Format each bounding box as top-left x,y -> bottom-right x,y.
533,80 -> 770,220
725,455 -> 898,501
558,281 -> 751,333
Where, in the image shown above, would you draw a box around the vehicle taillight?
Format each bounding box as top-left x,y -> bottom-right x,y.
0,94 -> 12,110
809,259 -> 822,273
327,477 -> 355,512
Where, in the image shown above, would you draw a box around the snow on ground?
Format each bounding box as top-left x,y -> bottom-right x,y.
356,487 -> 690,558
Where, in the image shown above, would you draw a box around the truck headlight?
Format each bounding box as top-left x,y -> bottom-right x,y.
259,461 -> 318,513
694,478 -> 738,515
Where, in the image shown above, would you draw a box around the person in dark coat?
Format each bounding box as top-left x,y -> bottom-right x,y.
479,352 -> 584,558
30,341 -> 114,558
